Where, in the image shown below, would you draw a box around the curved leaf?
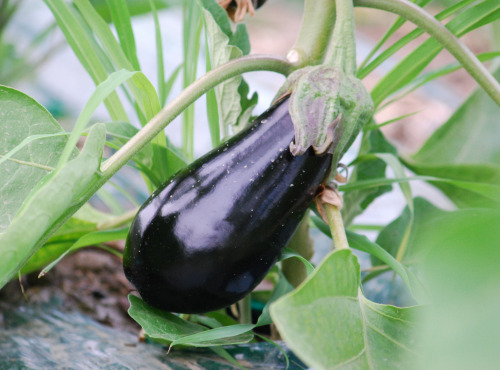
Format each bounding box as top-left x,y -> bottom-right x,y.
270,249 -> 421,369
0,85 -> 69,232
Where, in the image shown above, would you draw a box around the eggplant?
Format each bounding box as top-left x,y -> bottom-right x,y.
123,99 -> 332,314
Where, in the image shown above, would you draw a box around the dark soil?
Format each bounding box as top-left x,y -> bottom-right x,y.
0,248 -> 140,334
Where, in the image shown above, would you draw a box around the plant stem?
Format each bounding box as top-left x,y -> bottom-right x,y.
101,55 -> 291,177
238,295 -> 252,325
326,0 -> 356,75
288,0 -> 336,68
354,0 -> 500,107
325,203 -> 350,250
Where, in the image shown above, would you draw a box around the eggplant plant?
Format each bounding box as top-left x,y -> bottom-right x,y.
1,0 -> 500,368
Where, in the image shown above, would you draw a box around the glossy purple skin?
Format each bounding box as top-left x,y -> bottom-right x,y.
123,99 -> 332,313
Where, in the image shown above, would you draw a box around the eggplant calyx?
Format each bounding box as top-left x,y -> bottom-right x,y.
276,65 -> 373,168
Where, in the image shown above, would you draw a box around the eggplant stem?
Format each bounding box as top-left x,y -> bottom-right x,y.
325,203 -> 350,251
326,0 -> 356,74
288,0 -> 337,68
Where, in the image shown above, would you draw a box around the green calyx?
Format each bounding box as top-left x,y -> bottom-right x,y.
278,0 -> 373,170
277,65 -> 373,165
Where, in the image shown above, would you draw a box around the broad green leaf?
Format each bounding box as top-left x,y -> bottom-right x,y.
0,86 -> 69,232
418,209 -> 500,369
404,162 -> 500,208
280,248 -> 315,277
309,215 -> 425,303
128,295 -> 254,347
407,67 -> 500,208
170,324 -> 255,347
255,271 -> 294,327
128,273 -> 292,349
270,249 -> 421,369
200,0 -> 255,135
413,68 -> 500,165
0,123 -> 106,289
374,197 -> 499,272
342,129 -> 397,226
346,231 -> 426,304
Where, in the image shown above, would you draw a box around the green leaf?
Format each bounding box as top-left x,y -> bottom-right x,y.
371,1 -> 500,106
181,0 -> 202,160
43,0 -> 128,121
106,121 -> 187,181
256,271 -> 294,327
270,249 -> 421,369
413,68 -> 500,165
406,67 -> 500,208
418,208 -> 500,369
309,214 -> 425,303
91,0 -> 172,22
205,31 -> 221,147
106,0 -> 141,70
20,209 -> 108,275
199,0 -> 255,135
170,324 -> 255,347
0,86 -> 70,232
358,0 -> 476,79
0,123 -> 106,289
346,231 -> 426,304
128,295 -> 254,347
39,226 -> 128,276
280,248 -> 315,277
342,129 -> 397,226
374,197 -> 497,271
58,69 -> 139,169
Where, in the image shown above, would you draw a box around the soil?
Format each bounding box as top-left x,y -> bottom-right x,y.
0,248 -> 140,334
